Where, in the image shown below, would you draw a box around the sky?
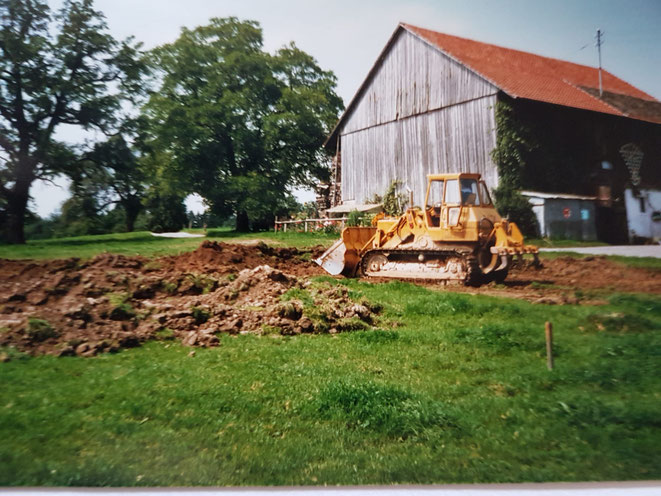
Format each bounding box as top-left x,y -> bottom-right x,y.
32,0 -> 661,217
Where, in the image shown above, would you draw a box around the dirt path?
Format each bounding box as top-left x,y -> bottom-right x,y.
0,241 -> 658,358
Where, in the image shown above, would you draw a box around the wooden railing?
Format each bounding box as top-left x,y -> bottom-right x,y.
274,217 -> 348,233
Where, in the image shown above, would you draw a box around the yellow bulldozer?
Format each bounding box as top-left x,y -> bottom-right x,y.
315,173 -> 539,286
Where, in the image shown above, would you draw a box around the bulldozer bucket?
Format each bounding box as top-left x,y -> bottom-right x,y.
315,227 -> 376,277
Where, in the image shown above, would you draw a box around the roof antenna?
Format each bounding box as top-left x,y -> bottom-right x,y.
596,29 -> 604,96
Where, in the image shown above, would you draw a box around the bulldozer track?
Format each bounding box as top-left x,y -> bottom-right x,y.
360,248 -> 484,286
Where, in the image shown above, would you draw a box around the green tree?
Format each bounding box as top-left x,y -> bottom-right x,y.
143,189 -> 187,233
490,101 -> 540,237
82,134 -> 145,232
142,17 -> 343,231
0,0 -> 145,243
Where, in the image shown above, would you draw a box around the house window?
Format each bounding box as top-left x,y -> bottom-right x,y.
640,196 -> 646,213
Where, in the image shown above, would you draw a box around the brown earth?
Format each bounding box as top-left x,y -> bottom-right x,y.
451,255 -> 661,304
0,241 -> 658,358
0,242 -> 367,358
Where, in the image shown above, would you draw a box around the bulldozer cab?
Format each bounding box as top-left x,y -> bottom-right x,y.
424,173 -> 493,229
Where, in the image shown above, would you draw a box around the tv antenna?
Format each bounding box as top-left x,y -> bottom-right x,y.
596,29 -> 604,96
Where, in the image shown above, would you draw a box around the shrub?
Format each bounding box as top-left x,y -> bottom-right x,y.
346,210 -> 373,227
368,180 -> 408,216
493,187 -> 540,238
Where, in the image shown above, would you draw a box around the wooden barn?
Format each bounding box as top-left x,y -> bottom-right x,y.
323,23 -> 661,242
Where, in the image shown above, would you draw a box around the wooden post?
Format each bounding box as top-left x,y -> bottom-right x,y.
274,216 -> 278,232
545,321 -> 554,370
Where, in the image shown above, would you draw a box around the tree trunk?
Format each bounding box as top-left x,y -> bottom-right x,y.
123,197 -> 142,232
235,210 -> 250,232
5,184 -> 30,244
125,209 -> 137,232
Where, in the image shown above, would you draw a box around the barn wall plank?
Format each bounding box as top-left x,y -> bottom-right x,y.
341,95 -> 498,205
342,30 -> 498,135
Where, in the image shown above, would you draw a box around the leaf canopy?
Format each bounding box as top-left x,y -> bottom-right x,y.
142,17 -> 343,228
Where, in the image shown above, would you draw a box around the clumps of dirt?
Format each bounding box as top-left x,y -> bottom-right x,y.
1,240 -> 659,357
160,240 -> 324,277
139,265 -> 381,346
0,244 -> 376,358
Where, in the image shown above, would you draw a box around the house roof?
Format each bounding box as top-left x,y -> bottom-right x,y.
326,24 -> 661,149
403,24 -> 661,124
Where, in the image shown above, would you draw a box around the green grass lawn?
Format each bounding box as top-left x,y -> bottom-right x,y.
0,229 -> 339,260
1,278 -> 659,486
2,230 -> 659,271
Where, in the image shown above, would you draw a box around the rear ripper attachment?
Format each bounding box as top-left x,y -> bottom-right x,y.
315,173 -> 539,287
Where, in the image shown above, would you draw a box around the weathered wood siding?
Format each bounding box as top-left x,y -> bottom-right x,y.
339,29 -> 500,205
342,95 -> 498,204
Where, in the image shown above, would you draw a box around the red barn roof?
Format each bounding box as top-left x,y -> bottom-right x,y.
403,23 -> 661,124
326,24 -> 661,148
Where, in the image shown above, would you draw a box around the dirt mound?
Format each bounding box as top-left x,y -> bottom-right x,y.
160,241 -> 324,277
0,243 -> 371,358
1,242 -> 659,358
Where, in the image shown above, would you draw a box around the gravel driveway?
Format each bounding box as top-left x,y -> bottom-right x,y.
539,245 -> 661,258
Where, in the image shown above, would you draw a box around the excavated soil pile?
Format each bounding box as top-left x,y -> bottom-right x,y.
0,241 -> 658,358
161,240 -> 326,277
0,242 -> 372,358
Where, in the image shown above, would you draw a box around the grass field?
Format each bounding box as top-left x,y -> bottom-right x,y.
1,231 -> 660,486
0,229 -> 338,260
1,279 -> 660,485
1,229 -> 659,271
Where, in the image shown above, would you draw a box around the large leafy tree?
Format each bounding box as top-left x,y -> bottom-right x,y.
80,134 -> 145,232
0,0 -> 145,243
143,17 -> 343,231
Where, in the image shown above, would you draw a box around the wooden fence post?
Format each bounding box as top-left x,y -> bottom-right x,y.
545,321 -> 554,370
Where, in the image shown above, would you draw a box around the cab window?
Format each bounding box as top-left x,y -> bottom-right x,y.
427,180 -> 444,206
460,179 -> 480,206
444,179 -> 460,204
479,182 -> 493,205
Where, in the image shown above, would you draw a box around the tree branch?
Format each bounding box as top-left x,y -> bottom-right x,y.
0,133 -> 17,155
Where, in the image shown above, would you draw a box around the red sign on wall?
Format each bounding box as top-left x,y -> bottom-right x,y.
563,207 -> 571,219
